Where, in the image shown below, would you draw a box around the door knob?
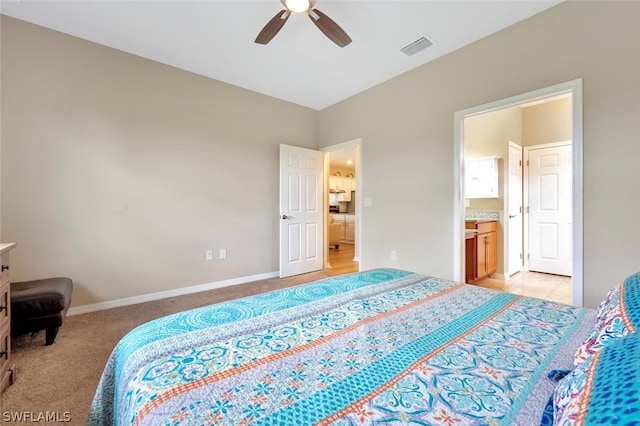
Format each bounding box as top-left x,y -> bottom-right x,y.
508,215 -> 517,219
281,214 -> 292,220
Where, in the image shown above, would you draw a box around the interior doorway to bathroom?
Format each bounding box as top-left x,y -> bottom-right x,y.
454,79 -> 583,306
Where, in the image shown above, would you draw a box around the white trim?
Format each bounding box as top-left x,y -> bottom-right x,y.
526,140 -> 572,151
67,271 -> 279,316
523,147 -> 531,272
453,111 -> 465,283
571,82 -> 584,307
454,78 -> 584,306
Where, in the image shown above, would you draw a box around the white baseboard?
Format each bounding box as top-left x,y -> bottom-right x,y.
67,271 -> 279,316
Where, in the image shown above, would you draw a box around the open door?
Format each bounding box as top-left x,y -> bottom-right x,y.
279,144 -> 324,278
527,142 -> 572,276
507,142 -> 523,277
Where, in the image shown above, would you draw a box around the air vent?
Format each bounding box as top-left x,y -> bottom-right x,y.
400,36 -> 434,56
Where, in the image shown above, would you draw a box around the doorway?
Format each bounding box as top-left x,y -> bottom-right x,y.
278,141 -> 362,278
322,139 -> 362,273
453,79 -> 583,306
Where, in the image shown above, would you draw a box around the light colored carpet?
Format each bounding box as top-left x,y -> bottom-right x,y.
0,269 -> 341,425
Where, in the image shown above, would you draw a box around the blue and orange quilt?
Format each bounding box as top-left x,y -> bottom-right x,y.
87,269 -> 595,425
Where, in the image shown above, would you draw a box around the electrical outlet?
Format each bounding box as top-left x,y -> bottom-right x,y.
205,250 -> 213,261
391,250 -> 397,261
219,249 -> 227,259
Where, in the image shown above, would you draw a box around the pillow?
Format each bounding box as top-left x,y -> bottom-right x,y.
554,331 -> 640,425
573,271 -> 640,366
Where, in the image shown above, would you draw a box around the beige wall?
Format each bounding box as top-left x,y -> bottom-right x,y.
522,97 -> 572,146
318,1 -> 640,308
465,105 -> 522,212
0,16 -> 317,307
2,1 -> 640,311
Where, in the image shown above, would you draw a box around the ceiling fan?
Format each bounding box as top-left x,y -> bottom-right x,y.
255,0 -> 352,48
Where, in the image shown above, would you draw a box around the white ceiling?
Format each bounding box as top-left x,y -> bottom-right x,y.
0,0 -> 561,110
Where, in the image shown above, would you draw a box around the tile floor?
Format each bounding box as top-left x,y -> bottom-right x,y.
474,271 -> 572,305
327,246 -> 572,305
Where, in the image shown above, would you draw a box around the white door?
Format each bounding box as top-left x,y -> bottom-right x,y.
279,144 -> 324,278
528,143 -> 572,276
507,142 -> 523,276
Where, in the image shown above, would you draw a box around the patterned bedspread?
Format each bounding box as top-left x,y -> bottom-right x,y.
87,269 -> 595,425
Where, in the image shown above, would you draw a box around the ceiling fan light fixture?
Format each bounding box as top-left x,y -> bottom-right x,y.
257,0 -> 350,47
284,0 -> 310,13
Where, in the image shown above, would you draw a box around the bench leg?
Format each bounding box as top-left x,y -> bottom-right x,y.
45,327 -> 59,346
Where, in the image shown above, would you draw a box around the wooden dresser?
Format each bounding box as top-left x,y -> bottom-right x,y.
1,242 -> 17,395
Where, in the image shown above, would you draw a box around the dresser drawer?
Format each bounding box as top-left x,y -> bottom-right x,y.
0,321 -> 11,394
0,321 -> 10,368
465,220 -> 497,233
476,221 -> 496,234
0,324 -> 11,360
0,250 -> 10,284
0,243 -> 16,396
0,281 -> 9,328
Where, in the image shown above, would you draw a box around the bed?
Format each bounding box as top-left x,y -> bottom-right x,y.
87,268 -> 640,425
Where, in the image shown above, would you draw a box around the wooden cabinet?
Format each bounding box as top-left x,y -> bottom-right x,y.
465,233 -> 477,284
477,227 -> 497,279
465,222 -> 497,283
1,242 -> 17,395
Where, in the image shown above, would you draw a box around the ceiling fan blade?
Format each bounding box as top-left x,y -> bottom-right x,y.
255,10 -> 290,45
308,8 -> 352,48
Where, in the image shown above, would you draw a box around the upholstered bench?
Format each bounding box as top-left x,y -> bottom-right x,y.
11,277 -> 73,345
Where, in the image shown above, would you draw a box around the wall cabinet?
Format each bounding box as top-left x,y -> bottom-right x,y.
466,157 -> 499,199
465,221 -> 497,283
329,176 -> 355,202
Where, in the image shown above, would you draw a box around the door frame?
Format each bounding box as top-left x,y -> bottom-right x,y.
453,79 -> 584,306
321,138 -> 363,269
524,140 -> 572,274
